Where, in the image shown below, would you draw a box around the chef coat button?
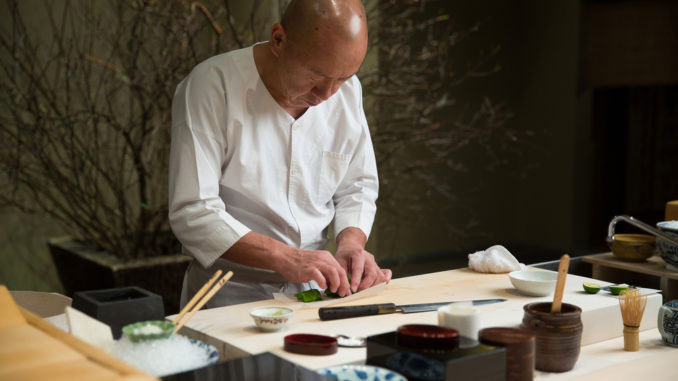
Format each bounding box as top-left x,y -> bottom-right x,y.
291,169 -> 298,176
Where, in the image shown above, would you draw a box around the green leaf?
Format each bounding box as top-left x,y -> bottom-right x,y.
294,289 -> 322,302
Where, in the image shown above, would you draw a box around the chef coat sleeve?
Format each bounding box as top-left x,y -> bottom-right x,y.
332,78 -> 379,241
168,63 -> 251,268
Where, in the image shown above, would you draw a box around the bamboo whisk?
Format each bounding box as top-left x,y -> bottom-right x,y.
618,288 -> 647,351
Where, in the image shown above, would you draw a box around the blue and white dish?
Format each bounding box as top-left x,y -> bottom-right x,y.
317,365 -> 407,381
189,339 -> 220,365
387,351 -> 443,380
656,221 -> 678,270
658,299 -> 678,347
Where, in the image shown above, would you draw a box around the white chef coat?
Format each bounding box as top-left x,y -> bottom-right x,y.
168,44 -> 378,308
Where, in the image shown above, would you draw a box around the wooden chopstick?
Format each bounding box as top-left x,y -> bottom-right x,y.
172,269 -> 223,325
173,271 -> 233,334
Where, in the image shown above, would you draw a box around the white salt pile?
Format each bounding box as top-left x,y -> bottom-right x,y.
109,334 -> 211,377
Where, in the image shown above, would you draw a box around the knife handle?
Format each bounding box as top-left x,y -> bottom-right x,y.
318,303 -> 397,321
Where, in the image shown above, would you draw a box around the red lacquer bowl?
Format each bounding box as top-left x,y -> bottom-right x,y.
284,334 -> 338,355
396,324 -> 460,350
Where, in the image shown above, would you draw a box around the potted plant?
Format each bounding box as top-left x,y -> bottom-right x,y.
0,0 -> 269,313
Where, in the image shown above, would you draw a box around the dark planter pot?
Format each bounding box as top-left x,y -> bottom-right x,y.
49,236 -> 192,315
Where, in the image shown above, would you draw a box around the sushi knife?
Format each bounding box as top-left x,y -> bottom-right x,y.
318,299 -> 506,321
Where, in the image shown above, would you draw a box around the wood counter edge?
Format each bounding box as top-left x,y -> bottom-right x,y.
582,252 -> 678,280
20,307 -> 157,381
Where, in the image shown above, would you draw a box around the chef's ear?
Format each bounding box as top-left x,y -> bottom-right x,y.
269,23 -> 287,58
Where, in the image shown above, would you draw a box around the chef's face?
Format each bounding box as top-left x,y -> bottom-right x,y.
271,23 -> 367,109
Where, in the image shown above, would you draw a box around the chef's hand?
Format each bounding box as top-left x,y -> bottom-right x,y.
335,227 -> 392,293
275,248 -> 352,296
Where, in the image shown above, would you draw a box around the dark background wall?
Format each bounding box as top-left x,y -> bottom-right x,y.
377,0 -> 584,273
375,0 -> 677,276
1,0 -> 676,290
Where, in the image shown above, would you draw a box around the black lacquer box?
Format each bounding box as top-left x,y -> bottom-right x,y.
72,286 -> 164,339
367,331 -> 506,381
162,352 -> 334,381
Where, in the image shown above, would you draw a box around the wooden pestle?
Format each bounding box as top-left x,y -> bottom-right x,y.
551,254 -> 570,313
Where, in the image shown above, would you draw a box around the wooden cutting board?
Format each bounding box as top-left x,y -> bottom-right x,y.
65,306 -> 114,350
170,268 -> 663,371
0,285 -> 155,381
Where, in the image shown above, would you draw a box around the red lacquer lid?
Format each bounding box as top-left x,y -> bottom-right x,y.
284,334 -> 338,355
396,324 -> 460,350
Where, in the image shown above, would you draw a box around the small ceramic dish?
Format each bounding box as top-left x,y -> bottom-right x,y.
657,221 -> 678,269
121,320 -> 175,342
317,365 -> 406,381
509,270 -> 557,296
249,306 -> 293,331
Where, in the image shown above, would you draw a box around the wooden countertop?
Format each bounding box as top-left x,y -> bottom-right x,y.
0,285 -> 156,381
170,268 -> 664,372
535,329 -> 675,381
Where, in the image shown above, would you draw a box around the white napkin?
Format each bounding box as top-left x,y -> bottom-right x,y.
468,245 -> 525,273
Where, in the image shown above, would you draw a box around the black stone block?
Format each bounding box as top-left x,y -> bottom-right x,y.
72,286 -> 165,339
367,331 -> 506,381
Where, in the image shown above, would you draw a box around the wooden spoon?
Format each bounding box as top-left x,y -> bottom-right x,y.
551,254 -> 570,313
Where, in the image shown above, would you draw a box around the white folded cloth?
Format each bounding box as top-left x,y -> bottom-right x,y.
468,245 -> 526,273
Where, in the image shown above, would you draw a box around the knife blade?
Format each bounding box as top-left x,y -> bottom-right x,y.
318,299 -> 506,321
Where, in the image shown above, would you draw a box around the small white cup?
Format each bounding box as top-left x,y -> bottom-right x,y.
437,303 -> 481,343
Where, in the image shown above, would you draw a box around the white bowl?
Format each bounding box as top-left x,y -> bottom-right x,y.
249,306 -> 293,331
509,270 -> 557,296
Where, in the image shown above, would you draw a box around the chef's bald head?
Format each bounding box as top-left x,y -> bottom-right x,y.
281,0 -> 367,44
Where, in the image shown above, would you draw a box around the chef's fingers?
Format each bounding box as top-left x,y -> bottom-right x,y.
337,269 -> 352,297
349,255 -> 366,293
380,269 -> 392,284
310,268 -> 327,290
324,266 -> 340,294
357,262 -> 379,291
328,266 -> 351,297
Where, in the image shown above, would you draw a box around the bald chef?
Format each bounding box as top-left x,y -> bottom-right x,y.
169,0 -> 391,308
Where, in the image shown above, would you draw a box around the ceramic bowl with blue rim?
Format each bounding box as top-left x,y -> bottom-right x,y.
317,365 -> 407,381
656,221 -> 678,270
188,338 -> 220,365
658,299 -> 678,347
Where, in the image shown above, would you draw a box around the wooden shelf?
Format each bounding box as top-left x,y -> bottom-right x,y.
582,252 -> 677,301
